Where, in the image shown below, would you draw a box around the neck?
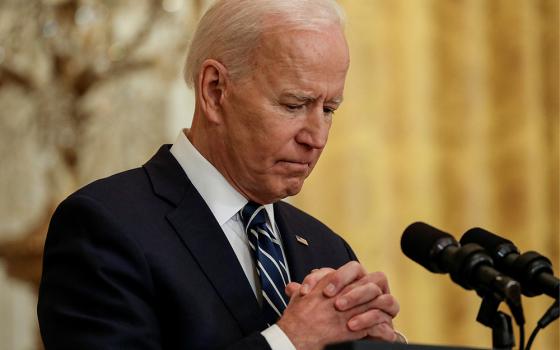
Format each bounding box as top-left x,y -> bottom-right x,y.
187,119 -> 250,200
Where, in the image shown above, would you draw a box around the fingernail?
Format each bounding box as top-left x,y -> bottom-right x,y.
336,298 -> 347,309
348,319 -> 358,330
301,284 -> 310,295
325,283 -> 335,296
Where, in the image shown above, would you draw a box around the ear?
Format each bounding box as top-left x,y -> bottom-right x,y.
197,59 -> 229,124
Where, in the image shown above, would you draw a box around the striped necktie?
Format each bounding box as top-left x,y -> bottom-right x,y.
240,202 -> 290,325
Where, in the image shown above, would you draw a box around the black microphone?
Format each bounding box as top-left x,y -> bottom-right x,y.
461,227 -> 559,299
401,222 -> 524,324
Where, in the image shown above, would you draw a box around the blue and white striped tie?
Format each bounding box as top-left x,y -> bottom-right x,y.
241,202 -> 290,325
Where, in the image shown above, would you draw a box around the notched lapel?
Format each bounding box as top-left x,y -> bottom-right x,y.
166,186 -> 267,334
274,203 -> 316,284
144,146 -> 267,334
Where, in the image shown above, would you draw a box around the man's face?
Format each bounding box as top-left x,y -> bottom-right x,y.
217,25 -> 349,203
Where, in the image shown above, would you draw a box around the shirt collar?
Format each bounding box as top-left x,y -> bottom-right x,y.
169,129 -> 276,228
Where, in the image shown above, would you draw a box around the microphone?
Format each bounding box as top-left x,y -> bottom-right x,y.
461,227 -> 559,299
401,222 -> 524,324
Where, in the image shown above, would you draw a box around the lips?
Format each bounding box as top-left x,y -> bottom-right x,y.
278,159 -> 312,166
277,160 -> 311,173
284,160 -> 310,165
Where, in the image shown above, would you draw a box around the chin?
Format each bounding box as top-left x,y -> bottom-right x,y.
256,177 -> 306,202
281,180 -> 305,198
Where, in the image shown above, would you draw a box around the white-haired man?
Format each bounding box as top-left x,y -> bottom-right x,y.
38,1 -> 403,349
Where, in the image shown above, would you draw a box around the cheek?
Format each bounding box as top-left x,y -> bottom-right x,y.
254,123 -> 299,155
227,104 -> 303,164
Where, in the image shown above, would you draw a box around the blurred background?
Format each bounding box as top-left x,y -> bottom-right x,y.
0,0 -> 557,349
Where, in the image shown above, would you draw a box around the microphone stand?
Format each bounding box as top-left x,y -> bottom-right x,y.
476,292 -> 515,350
526,298 -> 559,350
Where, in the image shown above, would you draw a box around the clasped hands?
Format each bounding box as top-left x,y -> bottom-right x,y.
277,261 -> 400,350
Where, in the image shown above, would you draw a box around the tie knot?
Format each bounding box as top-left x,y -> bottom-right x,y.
240,201 -> 267,229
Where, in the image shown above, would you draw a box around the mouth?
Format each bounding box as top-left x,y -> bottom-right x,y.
276,160 -> 311,173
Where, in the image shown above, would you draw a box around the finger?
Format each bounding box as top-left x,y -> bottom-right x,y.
368,271 -> 390,294
346,309 -> 393,332
285,282 -> 301,299
334,281 -> 383,311
323,261 -> 366,297
369,294 -> 400,318
301,267 -> 335,295
365,323 -> 398,342
344,293 -> 400,319
337,271 -> 391,297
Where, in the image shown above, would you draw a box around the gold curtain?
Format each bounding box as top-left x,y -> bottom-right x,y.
293,0 -> 559,348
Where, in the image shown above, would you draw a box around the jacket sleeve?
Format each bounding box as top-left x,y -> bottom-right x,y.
343,238 -> 359,262
38,194 -> 163,349
38,194 -> 272,350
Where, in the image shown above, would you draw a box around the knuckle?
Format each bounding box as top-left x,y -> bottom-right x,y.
328,274 -> 341,287
370,323 -> 393,340
345,289 -> 361,304
371,271 -> 390,292
379,294 -> 399,315
371,271 -> 387,282
351,261 -> 366,275
366,281 -> 382,295
344,261 -> 363,274
390,297 -> 400,316
371,309 -> 385,323
303,274 -> 318,285
360,308 -> 382,324
318,267 -> 335,278
366,308 -> 384,324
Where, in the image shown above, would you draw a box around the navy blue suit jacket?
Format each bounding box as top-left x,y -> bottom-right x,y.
38,145 -> 357,350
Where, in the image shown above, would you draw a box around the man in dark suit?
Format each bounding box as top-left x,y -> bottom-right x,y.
38,1 -> 403,349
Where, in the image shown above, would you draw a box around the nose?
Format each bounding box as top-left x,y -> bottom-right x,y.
295,108 -> 331,150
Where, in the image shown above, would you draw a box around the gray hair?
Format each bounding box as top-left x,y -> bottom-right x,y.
183,0 -> 345,89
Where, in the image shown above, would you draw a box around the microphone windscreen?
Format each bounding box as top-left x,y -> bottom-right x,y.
401,222 -> 457,272
460,227 -> 513,252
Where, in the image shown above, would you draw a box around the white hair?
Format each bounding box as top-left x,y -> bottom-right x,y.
184,0 -> 345,89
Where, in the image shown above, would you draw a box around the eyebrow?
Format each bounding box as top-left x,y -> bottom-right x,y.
281,92 -> 344,105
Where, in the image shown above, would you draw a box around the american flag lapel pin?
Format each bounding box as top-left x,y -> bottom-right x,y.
295,235 -> 309,246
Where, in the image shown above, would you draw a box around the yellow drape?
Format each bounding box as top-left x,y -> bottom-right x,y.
293,0 -> 559,348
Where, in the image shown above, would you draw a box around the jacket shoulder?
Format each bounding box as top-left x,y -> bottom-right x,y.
74,167 -> 149,201
275,200 -> 334,233
275,200 -> 356,255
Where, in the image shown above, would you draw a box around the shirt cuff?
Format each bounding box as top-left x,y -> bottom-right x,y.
261,324 -> 296,350
394,330 -> 408,344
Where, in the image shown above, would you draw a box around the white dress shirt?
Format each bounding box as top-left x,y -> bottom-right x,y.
170,130 -> 296,350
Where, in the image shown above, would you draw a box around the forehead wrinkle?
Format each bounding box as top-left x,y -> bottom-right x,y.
248,26 -> 348,106
282,92 -> 316,103
281,91 -> 344,106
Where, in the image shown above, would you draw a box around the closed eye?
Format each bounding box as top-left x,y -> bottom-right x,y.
323,107 -> 336,116
285,104 -> 305,112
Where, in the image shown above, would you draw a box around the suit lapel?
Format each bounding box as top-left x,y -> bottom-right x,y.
274,202 -> 315,283
144,146 -> 266,334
